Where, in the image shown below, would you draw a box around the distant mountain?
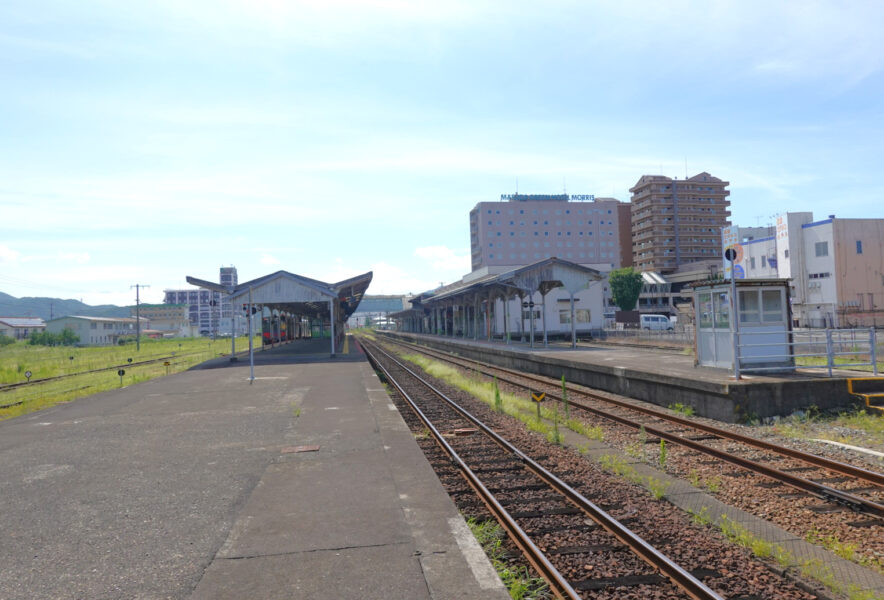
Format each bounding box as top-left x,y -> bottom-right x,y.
0,291 -> 132,321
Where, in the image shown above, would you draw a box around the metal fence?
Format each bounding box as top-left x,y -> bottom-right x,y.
737,327 -> 879,376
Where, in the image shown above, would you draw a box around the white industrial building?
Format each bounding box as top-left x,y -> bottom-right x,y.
45,316 -> 147,346
723,213 -> 884,328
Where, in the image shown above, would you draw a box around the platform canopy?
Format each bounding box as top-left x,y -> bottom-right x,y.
421,257 -> 603,306
186,270 -> 372,322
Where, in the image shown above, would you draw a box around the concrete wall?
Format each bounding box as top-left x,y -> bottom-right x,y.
382,331 -> 857,423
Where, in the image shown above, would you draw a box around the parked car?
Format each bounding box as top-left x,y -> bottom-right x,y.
640,314 -> 673,331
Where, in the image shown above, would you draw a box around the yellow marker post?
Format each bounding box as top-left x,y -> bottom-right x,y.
531,391 -> 546,420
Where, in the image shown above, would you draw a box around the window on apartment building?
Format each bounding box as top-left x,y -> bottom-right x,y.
815,241 -> 828,257
856,240 -> 863,254
750,257 -> 756,269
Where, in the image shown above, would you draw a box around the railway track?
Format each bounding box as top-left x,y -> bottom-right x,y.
0,351 -> 208,392
361,337 -> 817,600
381,335 -> 884,520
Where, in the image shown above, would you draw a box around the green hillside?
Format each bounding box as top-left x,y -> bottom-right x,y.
0,291 -> 132,321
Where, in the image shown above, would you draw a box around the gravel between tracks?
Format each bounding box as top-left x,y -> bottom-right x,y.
374,343 -> 824,600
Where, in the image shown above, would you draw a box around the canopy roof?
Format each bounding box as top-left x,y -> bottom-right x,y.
418,257 -> 603,306
186,270 -> 372,321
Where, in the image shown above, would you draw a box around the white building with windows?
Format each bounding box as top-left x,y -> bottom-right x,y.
0,317 -> 46,340
724,213 -> 884,328
164,265 -> 246,336
45,316 -> 146,346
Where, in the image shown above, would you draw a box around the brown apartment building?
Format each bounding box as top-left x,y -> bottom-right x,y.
630,172 -> 731,273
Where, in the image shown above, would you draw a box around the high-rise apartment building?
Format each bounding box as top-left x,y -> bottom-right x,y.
469,194 -> 632,272
630,172 -> 731,273
164,266 -> 243,335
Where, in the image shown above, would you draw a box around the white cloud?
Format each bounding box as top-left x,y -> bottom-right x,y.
260,254 -> 280,265
58,251 -> 90,264
414,245 -> 469,272
0,244 -> 20,263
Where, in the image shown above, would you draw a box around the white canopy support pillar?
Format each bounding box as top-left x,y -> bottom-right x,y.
329,298 -> 336,357
541,290 -> 548,347
473,294 -> 479,341
570,291 -> 577,348
503,291 -> 510,344
486,289 -> 494,341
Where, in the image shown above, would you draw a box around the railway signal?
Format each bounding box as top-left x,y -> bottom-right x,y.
117,369 -> 125,386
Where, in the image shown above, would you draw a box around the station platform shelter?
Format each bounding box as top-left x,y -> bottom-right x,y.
187,269 -> 372,357
392,257 -> 604,349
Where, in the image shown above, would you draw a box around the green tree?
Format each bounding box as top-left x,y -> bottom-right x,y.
608,267 -> 644,311
28,330 -> 80,346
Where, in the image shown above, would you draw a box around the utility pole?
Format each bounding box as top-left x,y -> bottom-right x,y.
130,284 -> 149,351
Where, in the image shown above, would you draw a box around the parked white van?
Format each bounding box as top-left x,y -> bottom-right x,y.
640,314 -> 673,331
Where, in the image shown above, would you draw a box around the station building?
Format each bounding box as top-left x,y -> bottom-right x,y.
394,257 -> 605,346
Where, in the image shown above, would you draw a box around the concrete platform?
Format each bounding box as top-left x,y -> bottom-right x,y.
0,336 -> 507,600
382,332 -> 869,423
191,338 -> 508,600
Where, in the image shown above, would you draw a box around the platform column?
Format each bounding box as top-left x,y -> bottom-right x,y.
529,292 -> 535,348
486,290 -> 493,341
473,296 -> 479,341
570,291 -> 577,348
503,293 -> 510,344
517,292 -> 525,342
329,298 -> 336,358
541,290 -> 548,347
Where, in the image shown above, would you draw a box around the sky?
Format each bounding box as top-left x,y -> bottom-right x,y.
2,0 -> 883,307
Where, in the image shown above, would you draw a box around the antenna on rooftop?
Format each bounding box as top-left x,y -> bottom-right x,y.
684,156 -> 688,179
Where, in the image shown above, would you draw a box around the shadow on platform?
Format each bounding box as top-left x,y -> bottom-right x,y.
192,335 -> 365,370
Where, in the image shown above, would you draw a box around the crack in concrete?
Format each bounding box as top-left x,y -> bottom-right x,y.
221,540 -> 412,561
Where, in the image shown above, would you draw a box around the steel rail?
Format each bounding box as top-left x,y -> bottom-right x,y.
363,339 -> 724,600
383,337 -> 884,518
392,337 -> 884,488
362,343 -> 580,600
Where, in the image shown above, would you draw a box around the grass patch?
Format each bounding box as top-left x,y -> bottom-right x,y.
597,454 -> 669,501
668,402 -> 695,417
716,516 -> 884,599
770,407 -> 884,449
465,517 -> 550,599
565,419 -> 603,441
806,528 -> 884,573
0,337 -> 252,421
